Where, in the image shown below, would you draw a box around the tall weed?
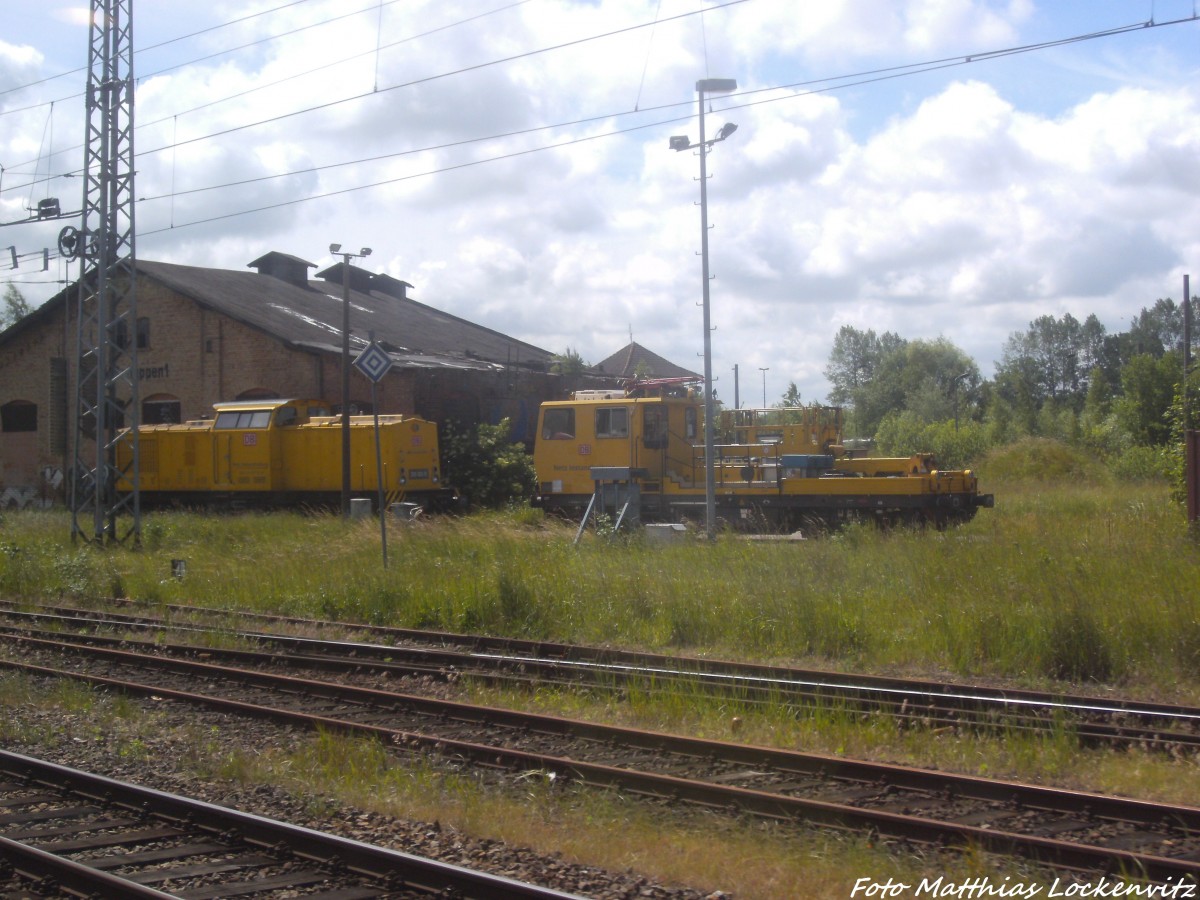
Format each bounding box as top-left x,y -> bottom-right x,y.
1,474 -> 1197,697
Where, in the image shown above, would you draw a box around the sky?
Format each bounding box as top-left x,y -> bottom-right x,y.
1,0 -> 1198,406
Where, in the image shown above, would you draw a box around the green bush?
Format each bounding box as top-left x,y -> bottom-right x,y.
977,436 -> 1108,484
440,419 -> 537,510
1109,444 -> 1173,482
873,412 -> 993,469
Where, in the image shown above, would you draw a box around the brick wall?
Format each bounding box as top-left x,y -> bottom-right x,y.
1,271 -> 557,504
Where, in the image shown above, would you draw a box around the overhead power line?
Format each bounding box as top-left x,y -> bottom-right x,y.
2,7 -> 1196,241
0,0 -> 319,99
0,0 -> 749,196
125,11 -> 1200,229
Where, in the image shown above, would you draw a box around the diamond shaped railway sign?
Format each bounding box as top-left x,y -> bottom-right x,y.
353,341 -> 393,383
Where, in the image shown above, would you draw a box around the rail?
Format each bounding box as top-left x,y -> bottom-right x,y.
6,635 -> 1200,883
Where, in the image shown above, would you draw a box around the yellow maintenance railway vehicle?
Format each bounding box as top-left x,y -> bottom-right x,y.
116,398 -> 454,510
532,379 -> 993,530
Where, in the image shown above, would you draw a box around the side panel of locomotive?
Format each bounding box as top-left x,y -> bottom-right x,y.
116,399 -> 452,509
278,413 -> 446,500
532,389 -> 993,529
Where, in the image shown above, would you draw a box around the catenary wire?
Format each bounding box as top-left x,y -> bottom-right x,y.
127,14 -> 1196,210
134,12 -> 1197,234
0,0 -> 744,185
0,9 -> 1195,252
0,0 -> 318,99
3,8 -> 1186,204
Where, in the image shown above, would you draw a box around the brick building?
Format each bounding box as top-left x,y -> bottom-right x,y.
0,251 -> 562,506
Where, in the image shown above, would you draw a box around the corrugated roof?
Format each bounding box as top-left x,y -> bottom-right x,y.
128,258 -> 557,372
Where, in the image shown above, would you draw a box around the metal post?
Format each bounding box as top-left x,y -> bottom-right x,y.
69,0 -> 139,545
341,260 -> 351,518
1184,274 -> 1191,433
1184,274 -> 1196,525
330,244 -> 371,517
370,365 -> 388,568
697,84 -> 716,539
671,78 -> 736,540
759,367 -> 769,408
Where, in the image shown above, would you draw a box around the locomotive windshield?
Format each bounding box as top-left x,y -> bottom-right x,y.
542,408 -> 575,440
214,409 -> 272,429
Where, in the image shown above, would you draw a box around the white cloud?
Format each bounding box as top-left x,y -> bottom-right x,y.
2,0 -> 1198,405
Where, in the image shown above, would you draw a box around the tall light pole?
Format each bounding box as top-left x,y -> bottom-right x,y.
329,243 -> 372,517
670,77 -> 738,539
759,366 -> 769,408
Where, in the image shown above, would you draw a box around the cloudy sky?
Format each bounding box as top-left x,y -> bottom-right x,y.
2,0 -> 1198,405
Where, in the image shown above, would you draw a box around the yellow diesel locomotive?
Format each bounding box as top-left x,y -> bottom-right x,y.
532,379 -> 993,530
115,398 -> 455,510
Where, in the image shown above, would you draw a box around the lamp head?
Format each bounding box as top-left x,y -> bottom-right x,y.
669,135 -> 691,152
360,247 -> 372,257
329,243 -> 342,253
696,77 -> 737,94
717,122 -> 738,140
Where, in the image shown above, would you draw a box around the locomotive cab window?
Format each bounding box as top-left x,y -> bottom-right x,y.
215,409 -> 272,429
642,406 -> 667,449
542,408 -> 575,440
595,407 -> 628,439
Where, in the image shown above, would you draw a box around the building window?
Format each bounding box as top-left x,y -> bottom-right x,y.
541,408 -> 574,440
595,407 -> 628,439
109,317 -> 149,349
0,399 -> 37,432
143,395 -> 181,424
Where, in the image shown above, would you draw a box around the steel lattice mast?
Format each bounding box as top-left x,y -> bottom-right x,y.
67,0 -> 140,544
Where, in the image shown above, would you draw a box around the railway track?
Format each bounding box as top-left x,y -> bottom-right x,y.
0,748 -> 582,899
2,632 -> 1199,886
3,599 -> 1199,754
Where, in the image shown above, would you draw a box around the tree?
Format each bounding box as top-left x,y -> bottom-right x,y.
824,325 -> 905,406
550,347 -> 588,395
995,313 -> 1105,416
853,337 -> 978,436
1113,352 -> 1181,446
1126,298 -> 1183,358
550,347 -> 587,377
1,284 -> 31,331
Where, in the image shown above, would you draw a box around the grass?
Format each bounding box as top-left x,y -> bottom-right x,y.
0,674 -> 1064,899
1,442 -> 1198,896
2,471 -> 1196,696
